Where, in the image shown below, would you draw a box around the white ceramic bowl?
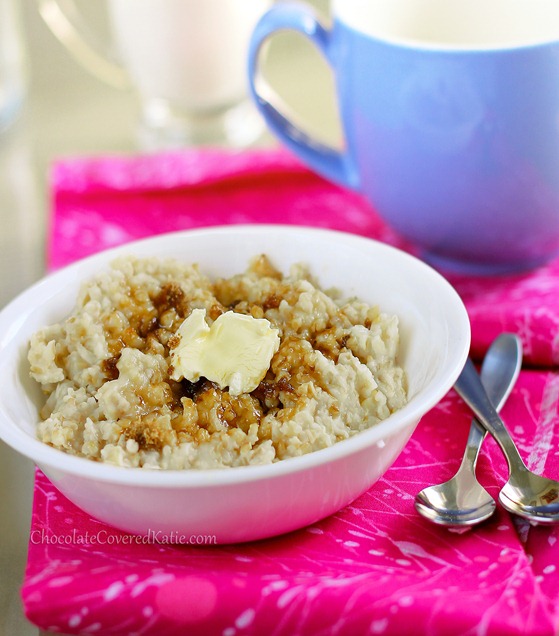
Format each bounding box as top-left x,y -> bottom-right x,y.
0,226 -> 470,543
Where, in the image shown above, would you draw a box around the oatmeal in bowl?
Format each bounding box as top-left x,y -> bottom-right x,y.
29,254 -> 407,470
0,226 -> 469,542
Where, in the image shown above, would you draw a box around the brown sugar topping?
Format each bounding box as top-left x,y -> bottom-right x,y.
311,327 -> 350,362
154,282 -> 187,317
251,376 -> 294,412
249,254 -> 282,279
102,355 -> 120,380
137,315 -> 158,338
262,293 -> 282,311
195,385 -> 263,434
167,334 -> 180,350
176,377 -> 216,402
208,303 -> 225,321
122,416 -> 175,452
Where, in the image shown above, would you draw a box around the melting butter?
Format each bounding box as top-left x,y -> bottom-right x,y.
170,309 -> 280,396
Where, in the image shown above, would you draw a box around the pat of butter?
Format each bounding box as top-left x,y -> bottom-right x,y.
170,309 -> 280,396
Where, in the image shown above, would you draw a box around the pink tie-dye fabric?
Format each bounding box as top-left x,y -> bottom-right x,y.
22,149 -> 559,635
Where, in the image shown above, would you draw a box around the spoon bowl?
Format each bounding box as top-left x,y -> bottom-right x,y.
415,333 -> 521,527
415,472 -> 496,526
499,471 -> 559,524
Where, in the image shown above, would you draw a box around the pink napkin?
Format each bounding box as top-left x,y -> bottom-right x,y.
22,148 -> 559,635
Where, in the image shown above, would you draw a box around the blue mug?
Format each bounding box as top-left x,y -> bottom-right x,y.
248,0 -> 559,274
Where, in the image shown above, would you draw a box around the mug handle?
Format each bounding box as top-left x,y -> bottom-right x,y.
248,3 -> 359,190
37,0 -> 129,89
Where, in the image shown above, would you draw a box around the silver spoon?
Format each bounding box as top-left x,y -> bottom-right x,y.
415,334 -> 521,527
455,338 -> 559,525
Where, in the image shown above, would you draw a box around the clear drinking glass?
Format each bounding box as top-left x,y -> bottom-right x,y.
0,0 -> 27,132
37,0 -> 271,148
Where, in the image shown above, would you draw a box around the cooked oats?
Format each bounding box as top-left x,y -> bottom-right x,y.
28,254 -> 407,469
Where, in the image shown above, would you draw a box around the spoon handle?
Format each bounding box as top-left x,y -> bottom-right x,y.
459,334 -> 521,471
458,419 -> 486,472
454,351 -> 527,476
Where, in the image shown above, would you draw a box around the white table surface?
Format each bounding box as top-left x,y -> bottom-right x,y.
0,1 -> 337,634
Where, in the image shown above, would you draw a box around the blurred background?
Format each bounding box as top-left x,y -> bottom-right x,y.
0,0 -> 336,634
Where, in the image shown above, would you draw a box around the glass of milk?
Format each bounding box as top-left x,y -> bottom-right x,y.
38,0 -> 271,148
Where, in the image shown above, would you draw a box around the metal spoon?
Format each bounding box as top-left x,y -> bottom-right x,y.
455,338 -> 559,525
415,334 -> 522,527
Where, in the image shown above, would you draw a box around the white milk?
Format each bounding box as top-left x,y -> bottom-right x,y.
108,0 -> 271,113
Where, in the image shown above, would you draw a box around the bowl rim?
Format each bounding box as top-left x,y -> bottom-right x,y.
0,224 -> 471,488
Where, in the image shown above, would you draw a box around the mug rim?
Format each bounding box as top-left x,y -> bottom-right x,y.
332,0 -> 559,53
